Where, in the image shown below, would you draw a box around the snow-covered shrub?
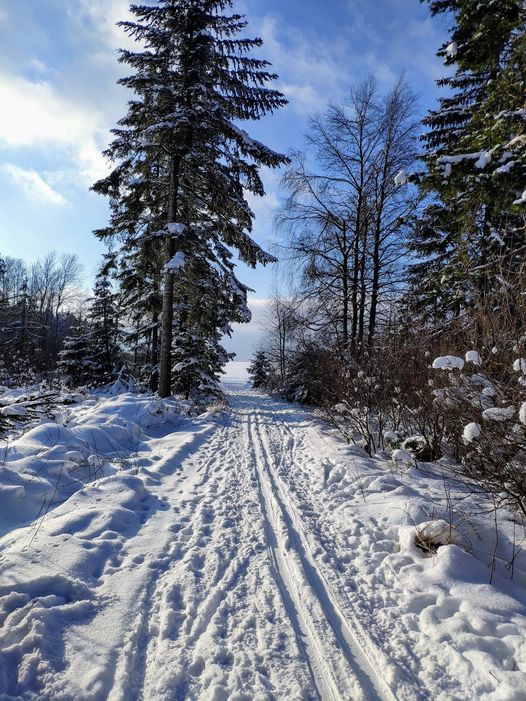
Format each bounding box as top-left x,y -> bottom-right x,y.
391,448 -> 415,470
383,430 -> 401,448
431,344 -> 526,516
330,400 -> 377,454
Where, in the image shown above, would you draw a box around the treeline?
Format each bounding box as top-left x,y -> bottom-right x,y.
0,252 -> 83,385
251,0 -> 526,514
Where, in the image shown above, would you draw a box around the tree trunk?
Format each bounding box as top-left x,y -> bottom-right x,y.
341,221 -> 349,357
368,227 -> 381,348
351,227 -> 360,353
357,219 -> 368,351
158,156 -> 178,398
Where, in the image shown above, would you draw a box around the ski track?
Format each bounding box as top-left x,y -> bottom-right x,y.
1,386 -> 461,701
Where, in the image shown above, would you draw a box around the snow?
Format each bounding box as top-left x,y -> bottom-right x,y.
512,189 -> 526,205
482,406 -> 516,421
432,355 -> 465,370
465,350 -> 481,365
513,358 -> 526,373
494,160 -> 516,175
394,169 -> 407,186
463,422 -> 481,443
167,222 -> 186,236
1,388 -> 525,699
520,401 -> 526,426
1,404 -> 28,417
445,41 -> 458,59
221,360 -> 250,385
166,251 -> 186,270
383,430 -> 400,443
475,151 -> 491,169
391,448 -> 414,467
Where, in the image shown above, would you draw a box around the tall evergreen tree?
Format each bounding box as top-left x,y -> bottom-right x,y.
87,269 -> 123,386
408,0 -> 526,325
93,0 -> 288,397
59,326 -> 93,387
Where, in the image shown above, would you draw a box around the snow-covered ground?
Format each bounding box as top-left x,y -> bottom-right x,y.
1,386 -> 525,700
222,361 -> 250,385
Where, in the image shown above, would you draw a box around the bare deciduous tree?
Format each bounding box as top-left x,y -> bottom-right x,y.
276,75 -> 419,360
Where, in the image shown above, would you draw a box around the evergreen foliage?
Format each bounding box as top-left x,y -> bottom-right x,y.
92,0 -> 288,397
86,270 -> 123,387
248,349 -> 273,389
408,0 -> 526,324
61,269 -> 123,388
58,327 -> 93,387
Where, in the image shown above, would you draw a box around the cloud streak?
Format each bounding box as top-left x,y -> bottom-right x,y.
1,163 -> 69,206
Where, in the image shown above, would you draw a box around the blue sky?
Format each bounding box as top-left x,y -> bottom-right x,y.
0,0 -> 449,359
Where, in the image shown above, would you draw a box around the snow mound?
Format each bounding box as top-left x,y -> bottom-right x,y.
391,448 -> 414,468
0,394 -> 181,526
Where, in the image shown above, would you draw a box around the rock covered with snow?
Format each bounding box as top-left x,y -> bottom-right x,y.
414,519 -> 458,552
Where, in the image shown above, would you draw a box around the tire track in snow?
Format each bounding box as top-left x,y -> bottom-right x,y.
259,402 -> 424,700
248,407 -> 395,701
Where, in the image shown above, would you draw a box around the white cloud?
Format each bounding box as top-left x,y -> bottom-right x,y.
0,71 -> 109,184
257,15 -> 348,112
69,0 -> 137,55
1,163 -> 69,206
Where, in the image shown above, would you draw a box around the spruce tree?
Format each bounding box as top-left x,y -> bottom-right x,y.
59,327 -> 93,387
248,349 -> 272,389
409,0 -> 526,325
93,0 -> 288,398
87,269 -> 123,387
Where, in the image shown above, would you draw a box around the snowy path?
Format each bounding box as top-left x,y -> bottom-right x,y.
1,386 -> 526,700
125,390 -> 391,701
